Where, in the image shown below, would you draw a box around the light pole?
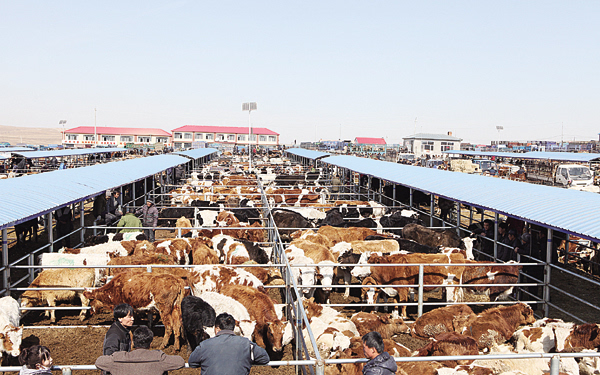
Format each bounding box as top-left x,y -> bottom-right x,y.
242,102 -> 257,170
496,126 -> 503,150
59,120 -> 67,147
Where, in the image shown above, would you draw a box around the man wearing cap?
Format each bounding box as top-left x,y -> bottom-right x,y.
136,200 -> 158,242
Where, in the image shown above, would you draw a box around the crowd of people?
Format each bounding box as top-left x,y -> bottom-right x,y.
17,302 -> 386,375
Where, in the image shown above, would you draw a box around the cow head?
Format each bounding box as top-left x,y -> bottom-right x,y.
82,291 -> 107,315
316,261 -> 335,292
266,320 -> 286,352
0,325 -> 23,357
361,277 -> 379,304
519,303 -> 536,325
298,266 -> 316,296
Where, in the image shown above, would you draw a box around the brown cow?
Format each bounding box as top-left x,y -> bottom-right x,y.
411,304 -> 476,339
462,303 -> 536,350
83,271 -> 186,350
317,226 -> 379,245
350,312 -> 409,338
564,323 -> 600,350
417,332 -> 479,367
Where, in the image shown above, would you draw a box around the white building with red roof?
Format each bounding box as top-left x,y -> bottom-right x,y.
353,137 -> 387,154
63,126 -> 172,148
171,125 -> 279,150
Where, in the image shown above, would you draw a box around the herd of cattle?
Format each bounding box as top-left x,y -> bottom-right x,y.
1,156 -> 599,375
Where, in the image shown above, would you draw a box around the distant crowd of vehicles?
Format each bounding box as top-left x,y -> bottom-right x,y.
396,153 -> 599,193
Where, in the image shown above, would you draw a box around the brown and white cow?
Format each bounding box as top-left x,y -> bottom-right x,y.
411,304 -> 476,339
317,226 -> 379,246
564,323 -> 600,350
219,284 -> 287,353
21,268 -> 95,323
83,271 -> 186,350
0,297 -> 23,359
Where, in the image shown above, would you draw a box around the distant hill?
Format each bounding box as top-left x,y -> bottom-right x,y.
0,125 -> 62,146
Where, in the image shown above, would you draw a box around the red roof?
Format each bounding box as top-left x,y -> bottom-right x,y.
355,137 -> 386,145
65,126 -> 172,136
172,125 -> 279,136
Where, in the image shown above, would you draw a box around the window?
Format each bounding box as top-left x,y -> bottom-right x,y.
441,141 -> 454,151
421,141 -> 434,151
184,143 -> 192,148
216,134 -> 225,141
227,134 -> 235,141
84,135 -> 95,141
259,135 -> 266,142
138,136 -> 150,143
121,136 -> 133,142
102,135 -> 115,142
174,133 -> 182,139
205,134 -> 213,140
195,133 -> 203,140
156,137 -> 168,143
184,133 -> 192,140
268,136 -> 276,142
66,134 -> 78,141
237,134 -> 246,141
249,135 -> 256,141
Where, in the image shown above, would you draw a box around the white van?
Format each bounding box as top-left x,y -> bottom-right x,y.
555,164 -> 598,192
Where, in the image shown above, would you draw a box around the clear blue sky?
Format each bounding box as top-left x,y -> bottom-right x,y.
2,1 -> 599,145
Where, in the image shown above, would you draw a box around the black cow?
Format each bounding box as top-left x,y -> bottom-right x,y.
14,218 -> 39,246
272,209 -> 313,241
319,209 -> 345,227
382,184 -> 430,208
182,295 -> 216,351
379,209 -> 422,236
159,207 -> 196,227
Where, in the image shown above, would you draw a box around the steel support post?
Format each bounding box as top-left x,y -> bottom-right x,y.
493,213 -> 499,260
47,212 -> 54,252
2,228 -> 8,296
79,202 -> 85,244
430,195 -> 434,227
544,228 -> 553,317
418,264 -> 424,317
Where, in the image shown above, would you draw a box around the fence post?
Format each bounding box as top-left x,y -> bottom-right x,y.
493,213 -> 499,261
550,355 -> 560,375
429,195 -> 434,227
392,184 -> 396,207
544,228 -> 553,318
2,228 -> 9,296
79,201 -> 85,245
61,367 -> 72,375
28,253 -> 35,285
418,264 -> 424,317
315,359 -> 325,375
47,212 -> 54,253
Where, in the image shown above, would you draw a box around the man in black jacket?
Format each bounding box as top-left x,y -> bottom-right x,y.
188,313 -> 269,375
101,304 -> 134,375
362,331 -> 397,375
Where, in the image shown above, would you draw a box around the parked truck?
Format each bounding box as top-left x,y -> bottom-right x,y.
527,163 -> 599,192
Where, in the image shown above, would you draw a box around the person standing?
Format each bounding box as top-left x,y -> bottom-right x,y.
116,207 -> 142,233
361,331 -> 397,375
188,312 -> 269,375
96,326 -> 184,375
136,200 -> 158,242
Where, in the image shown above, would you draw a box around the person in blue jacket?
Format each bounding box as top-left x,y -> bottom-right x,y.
188,312 -> 269,375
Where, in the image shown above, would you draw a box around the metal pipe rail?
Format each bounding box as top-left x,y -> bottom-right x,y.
4,346 -> 597,374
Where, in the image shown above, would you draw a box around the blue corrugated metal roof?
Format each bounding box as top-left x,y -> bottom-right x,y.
172,148 -> 218,160
445,150 -> 600,162
323,155 -> 600,242
286,148 -> 331,160
0,154 -> 189,229
14,148 -> 128,159
0,147 -> 36,152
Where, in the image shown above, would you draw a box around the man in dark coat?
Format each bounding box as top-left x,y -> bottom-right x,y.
96,325 -> 184,375
105,191 -> 123,226
362,331 -> 397,375
188,313 -> 269,375
55,205 -> 73,248
136,200 -> 158,242
102,304 -> 134,375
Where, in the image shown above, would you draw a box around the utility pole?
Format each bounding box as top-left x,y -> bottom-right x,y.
94,108 -> 97,148
242,102 -> 257,170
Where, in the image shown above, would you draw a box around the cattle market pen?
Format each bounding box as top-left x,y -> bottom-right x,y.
0,148 -> 599,374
